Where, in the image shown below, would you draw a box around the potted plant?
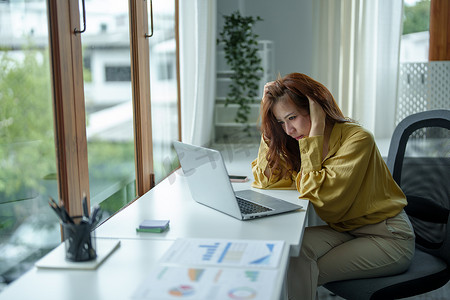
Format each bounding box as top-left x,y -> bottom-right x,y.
217,11 -> 263,127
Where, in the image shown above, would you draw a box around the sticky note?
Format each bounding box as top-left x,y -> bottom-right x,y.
136,219 -> 170,233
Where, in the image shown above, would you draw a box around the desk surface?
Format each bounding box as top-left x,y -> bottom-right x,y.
0,239 -> 172,300
0,238 -> 291,300
95,168 -> 308,256
0,145 -> 308,300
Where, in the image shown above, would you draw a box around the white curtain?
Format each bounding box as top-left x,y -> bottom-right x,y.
312,0 -> 403,139
179,0 -> 217,146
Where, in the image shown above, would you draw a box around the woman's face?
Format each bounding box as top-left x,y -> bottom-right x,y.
272,98 -> 311,140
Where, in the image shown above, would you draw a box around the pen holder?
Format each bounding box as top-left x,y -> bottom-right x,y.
62,222 -> 97,262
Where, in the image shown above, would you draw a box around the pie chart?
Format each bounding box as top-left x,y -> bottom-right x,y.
168,285 -> 195,297
228,287 -> 257,299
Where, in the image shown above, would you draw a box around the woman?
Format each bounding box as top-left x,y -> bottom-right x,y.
252,73 -> 415,299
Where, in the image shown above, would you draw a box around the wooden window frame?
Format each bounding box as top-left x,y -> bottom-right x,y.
129,0 -> 155,196
429,0 -> 450,60
129,0 -> 182,195
47,0 -> 181,217
47,0 -> 89,217
175,0 -> 182,142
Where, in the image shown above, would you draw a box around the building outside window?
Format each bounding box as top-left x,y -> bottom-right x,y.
0,0 -> 180,291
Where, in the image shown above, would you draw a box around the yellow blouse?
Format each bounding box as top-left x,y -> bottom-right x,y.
252,122 -> 407,231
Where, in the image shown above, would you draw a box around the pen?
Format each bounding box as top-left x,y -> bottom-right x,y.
82,193 -> 89,223
48,196 -> 74,224
61,205 -> 74,224
49,196 -> 67,223
48,198 -> 64,222
89,205 -> 103,227
60,203 -> 74,224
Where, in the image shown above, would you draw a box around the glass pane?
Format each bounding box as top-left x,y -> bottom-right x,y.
400,0 -> 430,63
0,0 -> 59,289
149,0 -> 180,184
82,1 -> 136,219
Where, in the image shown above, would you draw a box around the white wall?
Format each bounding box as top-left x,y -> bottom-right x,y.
217,0 -> 314,80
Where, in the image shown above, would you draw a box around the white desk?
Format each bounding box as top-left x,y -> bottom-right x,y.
94,168 -> 309,257
0,145 -> 308,300
0,238 -> 291,300
0,239 -> 171,300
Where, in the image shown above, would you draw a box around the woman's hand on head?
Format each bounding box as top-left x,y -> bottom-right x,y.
262,81 -> 275,101
307,97 -> 326,137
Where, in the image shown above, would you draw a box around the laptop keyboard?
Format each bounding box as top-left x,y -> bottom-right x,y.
236,197 -> 272,215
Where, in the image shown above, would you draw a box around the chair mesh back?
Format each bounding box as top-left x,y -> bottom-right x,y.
401,127 -> 450,250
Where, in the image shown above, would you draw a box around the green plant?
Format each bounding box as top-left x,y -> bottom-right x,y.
217,11 -> 263,125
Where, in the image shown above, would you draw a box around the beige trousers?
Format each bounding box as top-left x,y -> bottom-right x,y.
288,210 -> 415,300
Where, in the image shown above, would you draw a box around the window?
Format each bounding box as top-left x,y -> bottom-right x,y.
104,66 -> 132,82
0,0 -> 180,289
148,0 -> 180,184
157,60 -> 175,81
0,0 -> 59,287
397,0 -> 448,124
400,0 -> 431,63
81,0 -> 136,220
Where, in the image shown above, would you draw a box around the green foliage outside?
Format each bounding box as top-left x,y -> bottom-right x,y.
0,46 -> 55,202
0,43 -> 137,285
87,140 -> 136,214
0,46 -> 136,236
87,140 -> 135,179
403,0 -> 430,35
0,45 -> 56,243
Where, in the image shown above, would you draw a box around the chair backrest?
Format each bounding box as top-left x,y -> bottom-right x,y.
386,109 -> 450,266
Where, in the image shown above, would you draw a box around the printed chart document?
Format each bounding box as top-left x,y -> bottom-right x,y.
132,238 -> 285,300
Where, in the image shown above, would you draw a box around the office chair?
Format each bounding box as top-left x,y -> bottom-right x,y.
323,109 -> 450,300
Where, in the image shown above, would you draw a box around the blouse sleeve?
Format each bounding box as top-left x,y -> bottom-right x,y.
295,128 -> 376,222
251,136 -> 296,190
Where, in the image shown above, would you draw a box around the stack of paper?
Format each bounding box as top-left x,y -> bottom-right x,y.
136,220 -> 170,233
132,238 -> 285,300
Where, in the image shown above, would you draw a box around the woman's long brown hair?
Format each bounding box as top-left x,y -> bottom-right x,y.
260,73 -> 349,174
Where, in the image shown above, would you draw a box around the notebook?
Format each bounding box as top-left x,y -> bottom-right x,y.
173,141 -> 302,220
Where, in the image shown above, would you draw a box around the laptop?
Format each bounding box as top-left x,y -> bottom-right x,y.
173,141 -> 302,220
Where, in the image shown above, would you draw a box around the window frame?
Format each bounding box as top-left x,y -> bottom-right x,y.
47,0 -> 90,217
129,0 -> 155,196
46,0 -> 181,220
429,0 -> 450,60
